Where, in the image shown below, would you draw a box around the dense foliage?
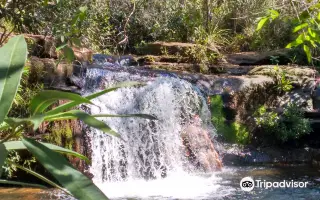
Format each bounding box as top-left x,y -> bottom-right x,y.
1,0 -> 318,60
254,104 -> 311,144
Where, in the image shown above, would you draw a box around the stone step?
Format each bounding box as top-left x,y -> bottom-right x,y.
140,62 -> 254,75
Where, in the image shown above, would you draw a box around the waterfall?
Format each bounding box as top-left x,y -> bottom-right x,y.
82,67 -> 223,199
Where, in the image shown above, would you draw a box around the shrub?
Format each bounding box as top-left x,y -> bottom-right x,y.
271,66 -> 293,94
254,104 -> 311,144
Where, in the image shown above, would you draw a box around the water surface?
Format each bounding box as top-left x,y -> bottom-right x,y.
2,166 -> 319,200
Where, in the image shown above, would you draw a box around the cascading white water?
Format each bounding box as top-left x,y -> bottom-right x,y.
84,68 -> 228,199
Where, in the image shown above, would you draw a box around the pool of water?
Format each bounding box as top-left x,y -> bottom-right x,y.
1,166 -> 319,200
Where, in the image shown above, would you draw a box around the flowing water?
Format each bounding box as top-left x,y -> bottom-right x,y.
85,67 -> 215,182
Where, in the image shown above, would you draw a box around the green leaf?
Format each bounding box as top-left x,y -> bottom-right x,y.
79,13 -> 86,21
79,6 -> 88,13
43,0 -> 49,6
293,23 -> 308,33
93,114 -> 157,120
299,10 -> 310,21
269,9 -> 279,20
71,38 -> 81,47
45,110 -> 120,138
46,82 -> 144,116
286,34 -> 304,48
3,141 -> 90,164
0,144 -> 8,177
308,28 -> 317,38
30,90 -> 93,115
0,36 -> 27,124
22,137 -> 108,200
63,46 -> 75,63
5,114 -> 45,130
0,180 -> 47,189
56,43 -> 68,51
303,45 -> 312,63
256,17 -> 269,31
71,16 -> 79,25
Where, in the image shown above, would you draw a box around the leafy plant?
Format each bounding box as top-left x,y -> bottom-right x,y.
256,9 -> 280,31
270,66 -> 293,93
269,56 -> 280,65
254,104 -> 311,143
0,36 -> 156,199
185,45 -> 218,65
257,1 -> 320,63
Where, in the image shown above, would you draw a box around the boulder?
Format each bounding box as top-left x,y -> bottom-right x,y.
248,65 -> 317,78
73,47 -> 93,63
226,49 -> 292,65
181,117 -> 222,172
24,34 -> 57,59
28,56 -> 73,87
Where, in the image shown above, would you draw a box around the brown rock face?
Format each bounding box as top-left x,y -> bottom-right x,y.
181,118 -> 222,172
135,42 -> 219,57
72,47 -> 93,63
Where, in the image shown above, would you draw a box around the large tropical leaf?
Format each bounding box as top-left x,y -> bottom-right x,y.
0,35 -> 27,124
45,110 -> 120,138
0,144 -> 8,177
30,90 -> 93,115
22,137 -> 108,200
7,161 -> 68,193
5,114 -> 45,130
46,82 -> 145,115
3,141 -> 89,163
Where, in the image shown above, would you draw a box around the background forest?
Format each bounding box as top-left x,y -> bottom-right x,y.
1,0 -> 319,63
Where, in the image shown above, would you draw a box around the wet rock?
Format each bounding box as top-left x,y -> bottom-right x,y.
92,54 -> 117,66
67,75 -> 86,89
181,117 -> 222,171
118,55 -> 138,66
92,54 -> 138,67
